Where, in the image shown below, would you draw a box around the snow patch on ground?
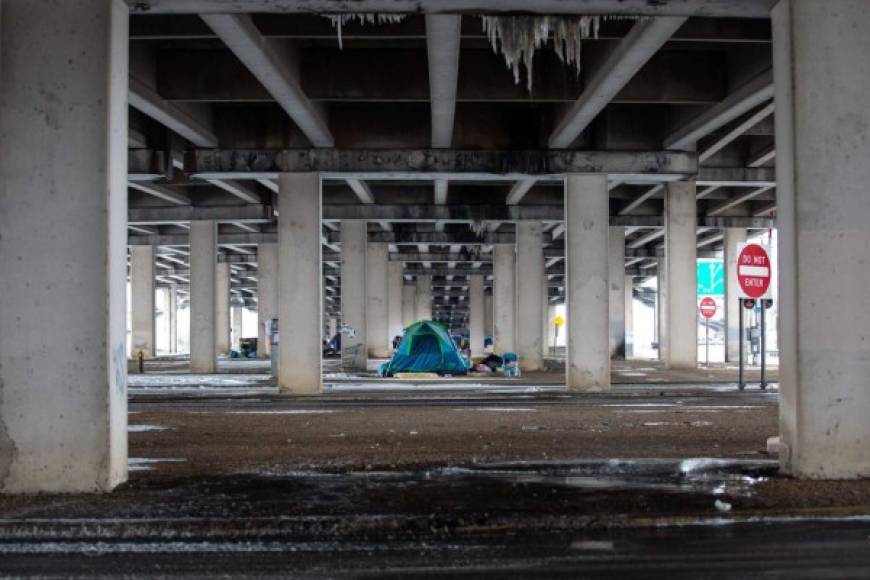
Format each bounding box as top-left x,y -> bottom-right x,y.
129,374 -> 272,387
128,458 -> 186,472
128,425 -> 167,433
453,407 -> 538,413
225,410 -> 338,415
325,382 -> 564,393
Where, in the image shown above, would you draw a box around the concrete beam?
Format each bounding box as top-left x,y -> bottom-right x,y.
128,77 -> 218,148
697,166 -> 776,187
708,185 -> 775,216
129,129 -> 148,149
665,69 -> 774,150
618,184 -> 663,215
505,178 -> 538,206
699,101 -> 775,163
127,1 -> 778,18
549,17 -> 687,148
186,149 -> 697,178
346,178 -> 375,204
200,14 -> 334,147
433,179 -> 449,205
426,15 -> 461,148
128,182 -> 191,205
204,178 -> 261,203
748,143 -> 776,167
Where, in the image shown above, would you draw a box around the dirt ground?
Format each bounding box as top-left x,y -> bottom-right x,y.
127,399 -> 777,479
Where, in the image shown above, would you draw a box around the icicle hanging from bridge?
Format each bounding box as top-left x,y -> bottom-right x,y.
325,14 -> 407,50
480,15 -> 601,93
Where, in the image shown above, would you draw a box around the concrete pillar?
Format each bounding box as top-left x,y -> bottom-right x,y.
608,227 -> 626,359
773,0 -> 870,478
169,285 -> 179,354
624,275 -> 635,359
469,274 -> 485,357
130,245 -> 155,358
542,278 -> 550,357
341,220 -> 367,370
328,317 -> 338,339
215,261 -> 231,356
516,222 -> 545,370
190,221 -> 217,373
724,227 -> 748,362
484,294 -> 494,338
387,260 -> 404,349
0,0 -> 129,492
415,275 -> 433,320
401,284 -> 416,326
257,243 -> 278,358
277,173 -> 322,394
657,260 -> 668,361
493,244 -> 517,354
664,181 -> 697,369
565,175 -> 610,392
231,305 -> 243,351
366,243 -> 390,357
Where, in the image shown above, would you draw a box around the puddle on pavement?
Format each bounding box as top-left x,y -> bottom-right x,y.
251,458 -> 776,501
416,458 -> 776,497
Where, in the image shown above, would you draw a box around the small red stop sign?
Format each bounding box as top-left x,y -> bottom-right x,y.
699,297 -> 717,319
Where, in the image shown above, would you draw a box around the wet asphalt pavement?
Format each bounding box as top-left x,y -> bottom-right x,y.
2,458 -> 870,577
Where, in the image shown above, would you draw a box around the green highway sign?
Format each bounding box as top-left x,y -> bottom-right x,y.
697,259 -> 724,296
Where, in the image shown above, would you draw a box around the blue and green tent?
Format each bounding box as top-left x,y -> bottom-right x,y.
380,320 -> 469,376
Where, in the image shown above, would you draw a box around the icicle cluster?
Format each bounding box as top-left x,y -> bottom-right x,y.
325,14 -> 407,49
480,15 -> 601,93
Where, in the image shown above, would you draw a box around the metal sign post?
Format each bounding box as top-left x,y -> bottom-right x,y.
739,299 -> 756,390
760,299 -> 774,390
699,297 -> 717,368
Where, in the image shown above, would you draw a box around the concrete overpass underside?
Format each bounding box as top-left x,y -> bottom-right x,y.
2,0 -> 870,575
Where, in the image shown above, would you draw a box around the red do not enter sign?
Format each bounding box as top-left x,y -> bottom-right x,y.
737,243 -> 771,299
699,297 -> 717,319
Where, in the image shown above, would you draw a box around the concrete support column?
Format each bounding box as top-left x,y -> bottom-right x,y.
469,274 -> 485,357
328,318 -> 338,339
190,221 -> 217,373
608,227 -> 626,359
366,243 -> 390,357
624,275 -> 635,359
657,260 -> 668,361
773,0 -> 870,478
415,275 -> 433,320
542,279 -> 550,357
516,222 -> 545,370
277,173 -> 322,394
341,220 -> 367,370
565,175 -> 610,392
493,244 -> 517,354
484,294 -> 493,338
215,261 -> 231,356
401,285 -> 415,326
169,285 -> 178,354
664,181 -> 698,369
130,245 -> 155,358
0,0 -> 129,492
724,227 -> 749,362
257,243 -> 278,358
231,305 -> 243,351
387,260 -> 404,348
